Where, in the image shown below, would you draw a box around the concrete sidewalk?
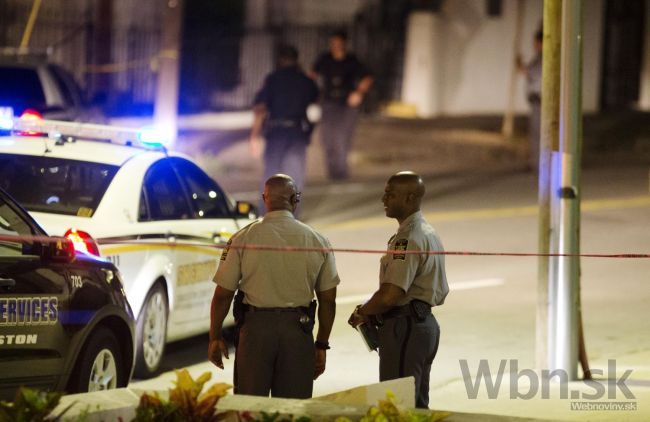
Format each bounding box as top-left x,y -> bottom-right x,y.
175,111 -> 650,198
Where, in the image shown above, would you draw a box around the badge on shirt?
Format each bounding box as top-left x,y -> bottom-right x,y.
221,239 -> 232,261
393,239 -> 408,260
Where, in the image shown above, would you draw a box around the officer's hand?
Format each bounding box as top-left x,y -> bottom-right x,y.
347,305 -> 369,328
208,338 -> 229,369
347,91 -> 363,108
314,349 -> 326,380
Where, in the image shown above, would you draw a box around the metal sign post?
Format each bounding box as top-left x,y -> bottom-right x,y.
548,0 -> 583,380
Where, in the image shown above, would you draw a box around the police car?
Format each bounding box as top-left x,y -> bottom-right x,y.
0,187 -> 134,399
0,111 -> 256,378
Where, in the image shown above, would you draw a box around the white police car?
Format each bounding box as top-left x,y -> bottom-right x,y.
0,113 -> 256,378
0,187 -> 134,398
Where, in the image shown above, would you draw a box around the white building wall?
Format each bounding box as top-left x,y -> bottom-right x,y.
401,0 -> 604,115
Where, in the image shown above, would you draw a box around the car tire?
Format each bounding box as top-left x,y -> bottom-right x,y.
68,326 -> 125,394
134,282 -> 168,378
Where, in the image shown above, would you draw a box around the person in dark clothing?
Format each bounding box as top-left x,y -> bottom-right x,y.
250,45 -> 319,213
311,30 -> 373,180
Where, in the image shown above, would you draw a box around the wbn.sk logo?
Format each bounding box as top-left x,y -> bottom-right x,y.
459,359 -> 635,401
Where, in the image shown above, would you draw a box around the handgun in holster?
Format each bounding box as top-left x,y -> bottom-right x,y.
232,290 -> 246,347
299,300 -> 317,333
409,299 -> 431,322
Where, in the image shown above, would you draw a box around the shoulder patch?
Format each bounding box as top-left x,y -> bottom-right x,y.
393,238 -> 408,260
220,239 -> 232,261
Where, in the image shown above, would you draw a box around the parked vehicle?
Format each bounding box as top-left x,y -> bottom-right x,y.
0,57 -> 104,122
0,187 -> 135,399
0,116 -> 256,378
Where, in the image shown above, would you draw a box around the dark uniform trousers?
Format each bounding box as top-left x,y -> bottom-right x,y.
235,310 -> 315,398
319,100 -> 360,180
378,313 -> 440,408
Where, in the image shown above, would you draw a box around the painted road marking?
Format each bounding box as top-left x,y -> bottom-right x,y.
336,278 -> 505,304
321,195 -> 650,231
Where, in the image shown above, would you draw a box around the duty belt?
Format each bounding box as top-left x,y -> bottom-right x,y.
245,305 -> 308,313
265,119 -> 300,128
381,300 -> 432,320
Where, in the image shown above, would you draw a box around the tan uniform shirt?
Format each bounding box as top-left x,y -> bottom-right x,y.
214,210 -> 340,307
380,211 -> 449,306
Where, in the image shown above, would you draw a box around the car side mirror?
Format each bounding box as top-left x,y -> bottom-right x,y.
44,238 -> 76,263
236,201 -> 258,219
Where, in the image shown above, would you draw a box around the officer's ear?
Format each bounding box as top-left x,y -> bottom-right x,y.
290,191 -> 302,205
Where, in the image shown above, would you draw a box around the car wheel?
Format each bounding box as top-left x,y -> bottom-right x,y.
68,326 -> 125,393
134,282 -> 168,378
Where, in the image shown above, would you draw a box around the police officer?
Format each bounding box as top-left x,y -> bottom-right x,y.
311,30 -> 373,181
250,45 -> 319,212
208,174 -> 339,399
348,171 -> 449,408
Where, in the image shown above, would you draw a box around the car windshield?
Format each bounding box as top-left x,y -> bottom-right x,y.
0,154 -> 118,216
0,67 -> 47,109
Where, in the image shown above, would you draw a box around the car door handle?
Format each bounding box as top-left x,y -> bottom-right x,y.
0,278 -> 16,289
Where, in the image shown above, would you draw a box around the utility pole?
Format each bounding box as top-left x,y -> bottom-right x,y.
548,0 -> 583,380
536,0 -> 562,371
154,0 -> 184,147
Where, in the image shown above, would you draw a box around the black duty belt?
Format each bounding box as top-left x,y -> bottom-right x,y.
381,300 -> 432,320
245,305 -> 308,313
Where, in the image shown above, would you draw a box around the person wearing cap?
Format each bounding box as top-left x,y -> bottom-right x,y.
311,30 -> 373,181
250,45 -> 319,213
208,174 -> 339,399
348,171 -> 449,408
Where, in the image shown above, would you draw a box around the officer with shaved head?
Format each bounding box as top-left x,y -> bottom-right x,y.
349,171 -> 449,408
209,174 -> 339,399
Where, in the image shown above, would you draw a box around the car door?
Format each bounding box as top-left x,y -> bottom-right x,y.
0,193 -> 69,398
165,157 -> 241,339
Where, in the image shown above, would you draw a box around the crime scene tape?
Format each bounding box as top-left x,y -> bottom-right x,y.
1,234 -> 649,259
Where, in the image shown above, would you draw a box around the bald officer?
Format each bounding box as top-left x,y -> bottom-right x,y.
209,174 -> 339,399
348,171 -> 449,408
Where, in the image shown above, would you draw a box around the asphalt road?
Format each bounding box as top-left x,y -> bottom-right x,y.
132,163 -> 650,420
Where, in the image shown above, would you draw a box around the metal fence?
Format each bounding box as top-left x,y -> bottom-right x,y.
1,1 -> 403,114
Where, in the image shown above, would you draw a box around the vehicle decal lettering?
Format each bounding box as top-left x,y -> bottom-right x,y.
70,274 -> 83,288
177,261 -> 218,286
0,297 -> 58,326
0,334 -> 38,345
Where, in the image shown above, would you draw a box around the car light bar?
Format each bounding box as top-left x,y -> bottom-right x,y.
9,118 -> 167,149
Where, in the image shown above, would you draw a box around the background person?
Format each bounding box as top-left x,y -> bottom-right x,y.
516,29 -> 543,170
208,174 -> 339,399
311,30 -> 373,181
348,171 -> 449,408
250,45 -> 319,213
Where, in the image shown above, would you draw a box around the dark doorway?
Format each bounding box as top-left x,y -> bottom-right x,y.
601,0 -> 645,110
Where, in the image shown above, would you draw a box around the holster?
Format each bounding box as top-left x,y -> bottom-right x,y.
232,290 -> 245,347
299,300 -> 317,333
409,299 -> 431,322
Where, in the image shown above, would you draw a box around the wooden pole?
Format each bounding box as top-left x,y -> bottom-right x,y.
536,0 -> 562,370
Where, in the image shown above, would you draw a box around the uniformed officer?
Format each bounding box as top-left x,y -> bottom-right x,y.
348,171 -> 449,408
250,45 -> 319,213
208,174 -> 339,399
